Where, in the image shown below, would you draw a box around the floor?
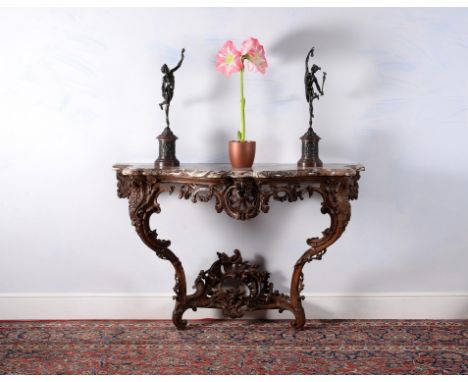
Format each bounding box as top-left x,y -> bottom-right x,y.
0,319 -> 467,374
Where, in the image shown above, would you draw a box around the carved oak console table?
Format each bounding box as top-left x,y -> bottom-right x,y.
113,163 -> 364,329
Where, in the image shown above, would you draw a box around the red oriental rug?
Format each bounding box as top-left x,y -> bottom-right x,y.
0,319 -> 466,374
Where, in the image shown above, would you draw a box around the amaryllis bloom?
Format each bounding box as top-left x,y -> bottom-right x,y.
241,37 -> 268,74
215,40 -> 243,77
215,37 -> 268,142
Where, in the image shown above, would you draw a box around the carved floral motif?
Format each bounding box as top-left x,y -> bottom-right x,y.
190,250 -> 288,318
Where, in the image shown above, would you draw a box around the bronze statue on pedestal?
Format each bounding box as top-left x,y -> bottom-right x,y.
155,48 -> 185,168
298,47 -> 327,168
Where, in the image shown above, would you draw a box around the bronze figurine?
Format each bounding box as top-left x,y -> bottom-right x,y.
305,47 -> 326,128
155,48 -> 185,168
298,47 -> 327,168
159,48 -> 185,128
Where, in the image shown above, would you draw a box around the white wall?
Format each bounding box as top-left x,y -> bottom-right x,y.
1,8 -> 467,317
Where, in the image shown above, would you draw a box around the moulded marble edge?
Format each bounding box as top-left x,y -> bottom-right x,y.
113,163 -> 365,179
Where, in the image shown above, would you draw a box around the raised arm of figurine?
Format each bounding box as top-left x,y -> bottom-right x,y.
171,48 -> 185,73
305,47 -> 314,72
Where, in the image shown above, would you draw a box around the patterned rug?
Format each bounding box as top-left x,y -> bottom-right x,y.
0,320 -> 466,374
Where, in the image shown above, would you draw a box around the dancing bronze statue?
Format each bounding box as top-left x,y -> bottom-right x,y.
155,48 -> 185,168
298,47 -> 327,168
159,48 -> 185,128
304,47 -> 326,129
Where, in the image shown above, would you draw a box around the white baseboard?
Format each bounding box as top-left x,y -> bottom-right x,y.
0,293 -> 467,320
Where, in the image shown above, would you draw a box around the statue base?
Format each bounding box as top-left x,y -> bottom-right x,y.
155,127 -> 180,168
297,127 -> 323,168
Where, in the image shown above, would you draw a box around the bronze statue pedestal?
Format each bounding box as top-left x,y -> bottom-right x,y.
113,163 -> 364,329
297,128 -> 323,168
154,127 -> 180,168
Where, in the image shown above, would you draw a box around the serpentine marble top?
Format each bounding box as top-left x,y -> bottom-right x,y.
113,163 -> 365,179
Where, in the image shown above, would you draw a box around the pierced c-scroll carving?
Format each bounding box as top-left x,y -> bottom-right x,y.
223,179 -> 261,220
186,249 -> 291,319
172,180 -> 321,220
260,183 -> 308,213
175,179 -> 264,220
195,250 -> 273,317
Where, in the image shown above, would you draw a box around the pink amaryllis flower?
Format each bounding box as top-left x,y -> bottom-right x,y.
215,40 -> 243,77
241,37 -> 268,74
215,37 -> 267,141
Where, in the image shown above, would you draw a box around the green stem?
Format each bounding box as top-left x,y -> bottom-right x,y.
240,67 -> 246,141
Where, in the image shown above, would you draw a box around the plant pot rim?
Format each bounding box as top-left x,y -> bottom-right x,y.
229,140 -> 256,143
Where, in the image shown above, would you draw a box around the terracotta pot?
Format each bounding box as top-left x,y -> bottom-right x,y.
228,140 -> 256,168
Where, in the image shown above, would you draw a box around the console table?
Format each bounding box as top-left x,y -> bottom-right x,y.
113,163 -> 364,329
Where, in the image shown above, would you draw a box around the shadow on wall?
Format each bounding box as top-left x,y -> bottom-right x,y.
332,127 -> 468,297
182,72 -> 228,107
269,26 -> 358,61
207,128 -> 230,163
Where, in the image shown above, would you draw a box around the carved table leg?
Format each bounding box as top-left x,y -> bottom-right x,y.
117,173 -> 189,329
289,177 -> 354,329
